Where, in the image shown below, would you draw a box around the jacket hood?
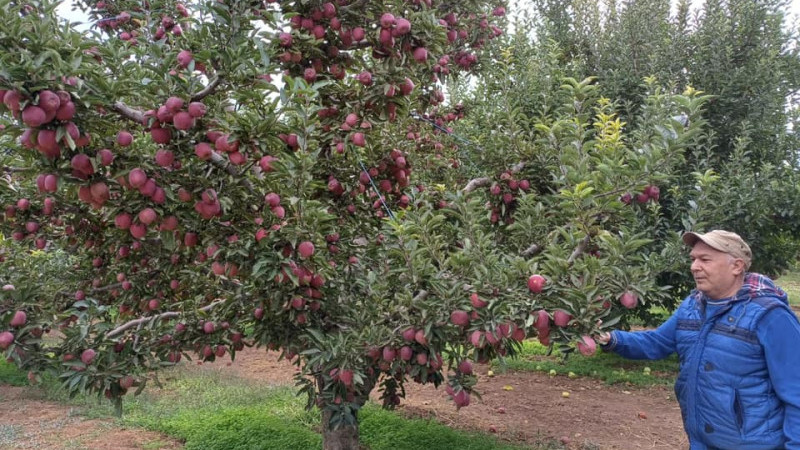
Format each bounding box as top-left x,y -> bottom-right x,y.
692,272 -> 789,305
739,272 -> 789,304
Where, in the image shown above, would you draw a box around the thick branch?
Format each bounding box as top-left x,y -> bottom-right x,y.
522,243 -> 543,257
191,76 -> 221,102
462,162 -> 526,193
90,282 -> 122,293
111,101 -> 145,124
106,299 -> 225,339
463,177 -> 490,193
567,236 -> 591,265
209,151 -> 256,194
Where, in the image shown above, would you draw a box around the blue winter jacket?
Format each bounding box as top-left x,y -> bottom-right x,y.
604,273 -> 800,449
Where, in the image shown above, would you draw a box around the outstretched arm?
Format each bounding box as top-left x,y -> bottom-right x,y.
598,313 -> 679,360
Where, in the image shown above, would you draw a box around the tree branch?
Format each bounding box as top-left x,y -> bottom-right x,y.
463,162 -> 526,193
191,76 -> 221,102
209,151 -> 256,194
90,282 -> 122,293
522,243 -> 542,257
463,177 -> 490,193
567,235 -> 591,265
111,101 -> 145,124
106,299 -> 225,339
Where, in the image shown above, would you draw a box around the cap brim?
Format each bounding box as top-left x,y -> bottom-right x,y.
682,232 -> 702,247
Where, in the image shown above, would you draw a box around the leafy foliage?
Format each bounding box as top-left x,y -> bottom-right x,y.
2,0 -> 799,448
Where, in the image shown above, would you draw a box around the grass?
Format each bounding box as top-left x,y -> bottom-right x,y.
116,369 -> 540,450
494,340 -> 679,387
777,270 -> 800,306
0,358 -> 29,386
2,361 -> 551,450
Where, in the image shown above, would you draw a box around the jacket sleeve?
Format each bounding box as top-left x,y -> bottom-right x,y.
602,312 -> 678,360
758,307 -> 800,449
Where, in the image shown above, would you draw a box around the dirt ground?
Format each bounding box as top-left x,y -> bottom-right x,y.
1,347 -> 687,450
0,385 -> 182,450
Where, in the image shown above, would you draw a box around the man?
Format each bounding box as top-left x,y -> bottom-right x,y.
597,230 -> 800,449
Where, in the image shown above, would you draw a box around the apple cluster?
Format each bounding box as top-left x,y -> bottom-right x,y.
620,184 -> 661,205
486,170 -> 532,224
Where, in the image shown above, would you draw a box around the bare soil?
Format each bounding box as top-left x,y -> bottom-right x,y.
0,348 -> 687,450
0,385 -> 181,450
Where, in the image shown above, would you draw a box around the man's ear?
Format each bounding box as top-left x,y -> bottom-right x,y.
732,258 -> 746,276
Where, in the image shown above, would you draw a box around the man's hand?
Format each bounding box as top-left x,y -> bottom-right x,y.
594,319 -> 611,345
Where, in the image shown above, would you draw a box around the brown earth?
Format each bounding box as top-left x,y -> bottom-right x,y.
0,385 -> 182,450
0,348 -> 687,450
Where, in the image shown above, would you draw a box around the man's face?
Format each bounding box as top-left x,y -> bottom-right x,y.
689,241 -> 745,300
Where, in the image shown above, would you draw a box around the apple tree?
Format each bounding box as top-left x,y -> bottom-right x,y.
0,0 -> 520,448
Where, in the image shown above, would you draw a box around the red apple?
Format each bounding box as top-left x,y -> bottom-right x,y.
0,331 -> 14,349
453,389 -> 470,408
10,311 -> 27,327
138,208 -> 157,225
553,310 -> 572,327
469,330 -> 484,348
298,241 -> 315,258
620,291 -> 638,309
22,105 -> 47,127
117,131 -> 133,146
339,369 -> 353,386
414,329 -> 428,346
470,292 -> 488,308
527,274 -> 546,293
402,327 -> 416,342
177,49 -> 193,68
450,310 -> 470,327
128,168 -> 147,187
576,335 -> 597,356
81,348 -> 96,365
534,309 -> 550,332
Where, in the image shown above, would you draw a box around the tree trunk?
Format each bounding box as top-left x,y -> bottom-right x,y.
112,396 -> 123,418
321,408 -> 360,450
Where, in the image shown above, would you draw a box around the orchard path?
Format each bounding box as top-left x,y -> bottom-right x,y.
0,385 -> 182,450
0,347 -> 687,450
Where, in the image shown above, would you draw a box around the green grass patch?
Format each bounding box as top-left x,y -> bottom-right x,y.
494,340 -> 679,387
0,358 -> 28,386
44,365 -> 549,450
360,404 -> 552,450
778,270 -> 800,306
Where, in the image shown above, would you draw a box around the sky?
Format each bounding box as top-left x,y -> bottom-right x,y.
57,1 -> 800,31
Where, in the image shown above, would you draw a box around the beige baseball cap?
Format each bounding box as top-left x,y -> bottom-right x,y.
682,230 -> 752,270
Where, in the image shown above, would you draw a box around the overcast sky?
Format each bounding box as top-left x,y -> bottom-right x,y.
58,1 -> 800,31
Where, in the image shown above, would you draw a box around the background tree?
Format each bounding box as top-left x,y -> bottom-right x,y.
532,0 -> 800,167
512,0 -> 800,289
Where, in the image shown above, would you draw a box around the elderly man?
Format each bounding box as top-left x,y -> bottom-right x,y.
597,230 -> 800,449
